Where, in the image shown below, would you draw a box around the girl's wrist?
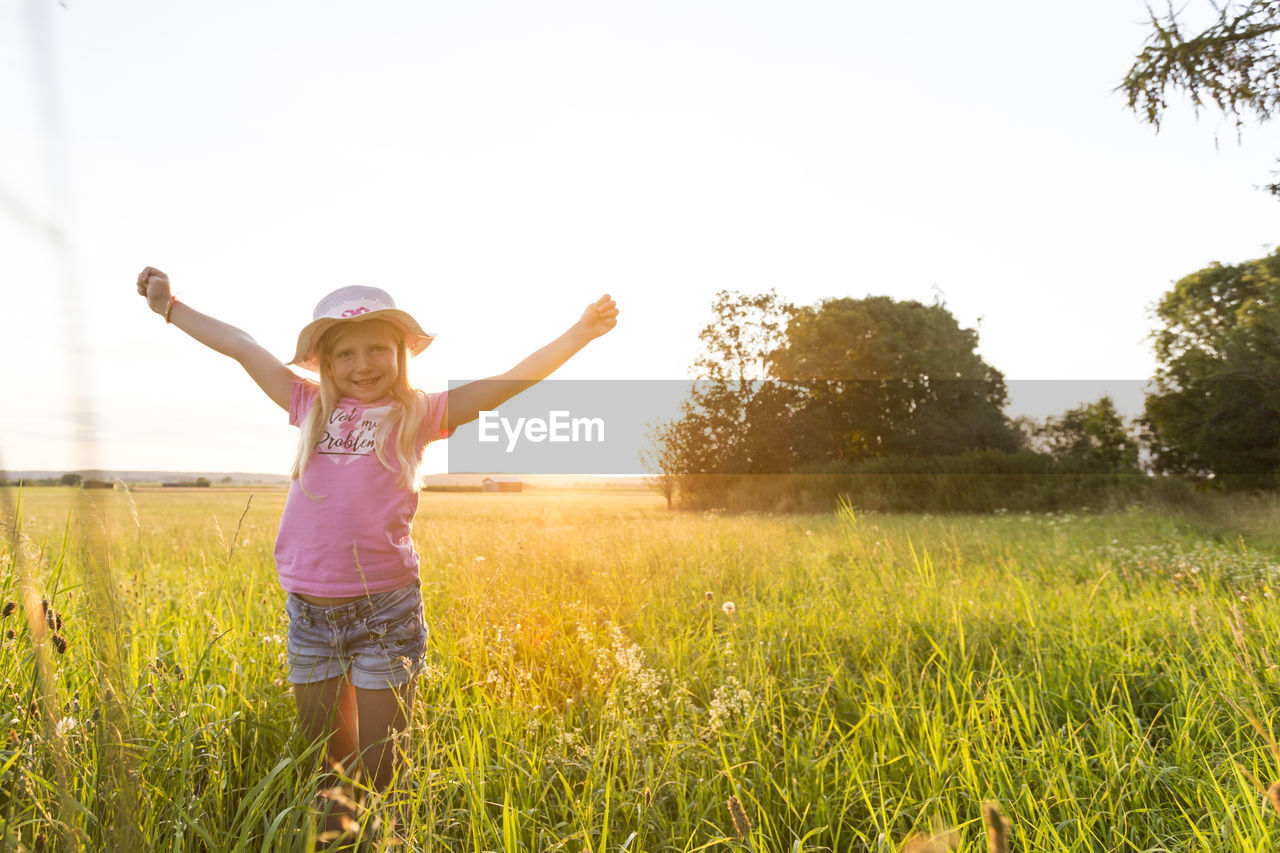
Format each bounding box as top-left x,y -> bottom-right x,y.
566,323 -> 594,346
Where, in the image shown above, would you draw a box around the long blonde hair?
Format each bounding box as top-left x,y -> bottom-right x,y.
291,319 -> 427,497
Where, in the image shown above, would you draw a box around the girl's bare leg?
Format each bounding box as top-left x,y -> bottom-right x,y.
355,681 -> 415,791
294,675 -> 360,834
294,674 -> 360,769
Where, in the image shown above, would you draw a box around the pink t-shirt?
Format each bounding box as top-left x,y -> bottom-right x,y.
274,377 -> 451,596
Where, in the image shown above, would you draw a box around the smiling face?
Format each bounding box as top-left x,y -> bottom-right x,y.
322,320 -> 402,403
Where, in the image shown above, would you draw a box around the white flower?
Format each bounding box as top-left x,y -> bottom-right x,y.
707,676 -> 753,732
722,601 -> 736,617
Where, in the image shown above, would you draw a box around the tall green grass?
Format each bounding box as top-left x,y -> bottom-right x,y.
3,487 -> 1280,850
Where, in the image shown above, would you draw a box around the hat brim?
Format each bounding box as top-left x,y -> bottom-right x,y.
288,309 -> 435,373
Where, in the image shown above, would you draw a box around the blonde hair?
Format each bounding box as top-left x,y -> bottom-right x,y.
291,319 -> 427,497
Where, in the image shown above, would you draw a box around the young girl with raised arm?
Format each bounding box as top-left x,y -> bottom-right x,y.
134,266 -> 617,825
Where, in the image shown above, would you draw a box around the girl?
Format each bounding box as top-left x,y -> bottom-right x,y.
134,267 -> 617,821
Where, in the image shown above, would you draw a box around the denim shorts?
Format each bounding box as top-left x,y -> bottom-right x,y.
285,583 -> 428,690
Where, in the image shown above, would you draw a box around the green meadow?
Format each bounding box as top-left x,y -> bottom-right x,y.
4,486 -> 1280,851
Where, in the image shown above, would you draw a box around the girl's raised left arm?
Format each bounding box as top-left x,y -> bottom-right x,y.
444,295 -> 618,433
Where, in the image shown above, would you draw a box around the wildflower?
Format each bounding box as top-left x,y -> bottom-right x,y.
1,601 -> 14,618
50,634 -> 67,655
708,676 -> 753,732
4,629 -> 13,641
722,601 -> 736,617
726,796 -> 751,838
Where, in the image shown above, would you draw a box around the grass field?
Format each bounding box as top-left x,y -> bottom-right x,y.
5,486 -> 1280,851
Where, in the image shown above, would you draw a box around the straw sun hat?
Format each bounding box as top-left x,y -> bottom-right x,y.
288,285 -> 435,372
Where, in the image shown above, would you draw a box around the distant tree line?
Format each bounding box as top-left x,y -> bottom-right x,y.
649,248 -> 1280,511
0,475 -> 213,488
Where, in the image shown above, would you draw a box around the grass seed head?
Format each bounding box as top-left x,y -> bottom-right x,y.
981,801 -> 1009,853
1,601 -> 14,618
4,629 -> 13,641
50,634 -> 67,655
726,795 -> 750,838
1267,781 -> 1280,816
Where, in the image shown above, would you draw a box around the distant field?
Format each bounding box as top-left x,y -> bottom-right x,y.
5,487 -> 1280,850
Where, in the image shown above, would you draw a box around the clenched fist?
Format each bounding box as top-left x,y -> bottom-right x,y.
136,266 -> 172,316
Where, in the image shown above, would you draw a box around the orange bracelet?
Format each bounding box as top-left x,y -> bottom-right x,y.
165,296 -> 178,324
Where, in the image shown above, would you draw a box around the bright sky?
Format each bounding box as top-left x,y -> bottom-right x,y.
4,0 -> 1278,475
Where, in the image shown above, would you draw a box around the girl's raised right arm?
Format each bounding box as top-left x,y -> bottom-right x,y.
137,266 -> 294,411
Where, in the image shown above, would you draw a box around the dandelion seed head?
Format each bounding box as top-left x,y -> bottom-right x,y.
722,601 -> 736,617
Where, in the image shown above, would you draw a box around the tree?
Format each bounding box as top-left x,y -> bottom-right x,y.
1142,247 -> 1280,484
771,296 -> 1020,464
644,290 -> 798,507
676,290 -> 797,477
59,472 -> 82,487
1123,0 -> 1280,195
1033,396 -> 1141,473
648,291 -> 1020,508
